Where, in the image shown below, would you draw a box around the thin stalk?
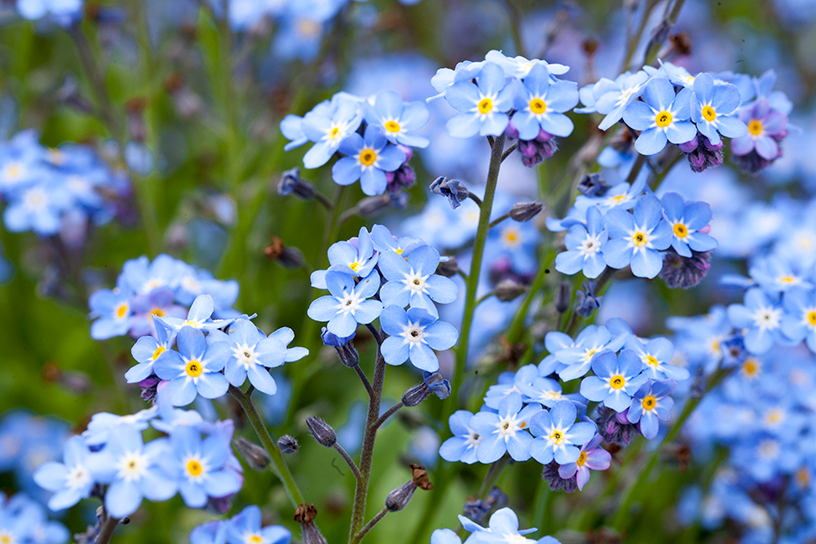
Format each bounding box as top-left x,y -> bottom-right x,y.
626,154 -> 647,184
505,249 -> 555,343
95,508 -> 119,544
333,443 -> 361,480
467,193 -> 483,207
501,0 -> 525,56
501,142 -> 518,162
371,401 -> 404,432
354,507 -> 388,543
348,345 -> 387,542
620,0 -> 658,73
488,213 -> 510,229
643,0 -> 688,66
314,191 -> 334,210
353,365 -> 374,398
228,386 -> 305,507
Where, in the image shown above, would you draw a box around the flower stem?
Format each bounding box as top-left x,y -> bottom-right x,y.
228,385 -> 305,507
333,443 -> 361,480
95,508 -> 120,544
371,402 -> 404,432
505,248 -> 556,343
354,507 -> 389,543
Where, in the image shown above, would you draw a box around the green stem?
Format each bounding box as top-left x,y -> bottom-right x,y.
228,386 -> 305,507
620,0 -> 658,72
643,0 -> 688,66
95,509 -> 120,544
354,507 -> 388,543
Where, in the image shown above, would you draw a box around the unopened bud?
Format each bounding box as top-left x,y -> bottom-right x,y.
430,176 -> 470,209
495,279 -> 526,302
321,327 -> 359,367
278,167 -> 317,199
234,437 -> 271,469
577,173 -> 611,197
278,435 -> 299,454
356,194 -> 393,217
436,256 -> 459,278
555,281 -> 571,314
295,504 -> 327,544
56,75 -> 93,114
306,417 -> 336,447
385,481 -> 417,512
264,236 -> 305,270
509,202 -> 543,222
574,282 -> 602,317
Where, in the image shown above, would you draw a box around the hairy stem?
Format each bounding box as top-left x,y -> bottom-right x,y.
334,443 -> 361,480
371,401 -> 404,432
354,507 -> 388,543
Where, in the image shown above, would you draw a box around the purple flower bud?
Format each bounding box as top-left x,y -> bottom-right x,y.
509,202 -> 544,222
542,461 -> 577,493
678,134 -> 699,153
504,120 -> 520,140
277,435 -> 300,454
139,376 -> 161,403
306,417 -> 337,447
234,437 -> 271,469
659,249 -> 711,289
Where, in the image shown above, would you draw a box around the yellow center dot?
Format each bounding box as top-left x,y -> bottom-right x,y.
384,120 -> 400,133
0,533 -> 12,544
349,261 -> 361,272
609,375 -> 625,389
673,223 -> 688,238
152,346 -> 166,360
632,232 -> 647,247
642,395 -> 656,410
116,303 -> 129,319
187,460 -> 203,476
748,120 -> 763,136
477,98 -> 493,114
808,311 -> 816,326
248,536 -> 264,544
149,307 -> 165,321
551,431 -> 563,444
742,358 -> 759,377
644,355 -> 659,367
186,360 -> 203,378
395,248 -> 404,255
702,105 -> 717,122
182,320 -> 198,328
359,149 -> 377,166
779,276 -> 796,284
576,451 -> 587,466
529,98 -> 546,114
7,164 -> 21,178
329,126 -> 341,140
655,110 -> 673,127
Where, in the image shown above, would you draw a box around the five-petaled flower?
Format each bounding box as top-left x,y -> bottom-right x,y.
379,305 -> 458,372
623,76 -> 696,155
603,194 -> 672,279
529,400 -> 596,465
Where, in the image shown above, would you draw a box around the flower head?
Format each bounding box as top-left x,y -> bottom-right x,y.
579,350 -> 648,412
332,125 -> 407,196
379,305 -> 458,372
529,400 -> 596,465
623,76 -> 696,155
445,62 -> 514,138
511,64 -> 578,140
307,270 -> 383,337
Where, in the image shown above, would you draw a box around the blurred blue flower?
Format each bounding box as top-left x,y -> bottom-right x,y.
226,505 -> 291,544
33,436 -> 96,511
169,426 -> 242,508
727,288 -> 789,354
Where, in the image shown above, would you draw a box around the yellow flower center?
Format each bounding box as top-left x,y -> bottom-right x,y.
576,451 -> 587,466
395,248 -> 404,255
248,536 -> 264,544
187,460 -> 203,476
644,355 -> 659,367
808,311 -> 816,326
779,276 -> 796,284
116,303 -> 129,319
609,375 -> 625,389
702,105 -> 716,122
359,149 -> 377,166
0,531 -> 14,544
529,98 -> 546,114
186,360 -> 203,378
329,126 -> 341,140
655,110 -> 672,127
748,120 -> 763,136
349,261 -> 361,272
478,98 -> 493,114
152,346 -> 166,360
149,307 -> 165,321
673,223 -> 688,238
550,430 -> 564,445
642,395 -> 656,410
632,231 -> 648,247
384,120 -> 400,133
742,358 -> 760,377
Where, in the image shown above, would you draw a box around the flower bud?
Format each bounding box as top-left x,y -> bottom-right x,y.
234,437 -> 271,469
509,202 -> 543,222
264,236 -> 305,270
495,279 -> 526,302
659,249 -> 711,289
295,504 -> 327,544
56,75 -> 93,114
402,383 -> 431,407
322,328 -> 359,367
387,162 -> 416,193
356,194 -> 393,217
385,481 -> 417,512
138,376 -> 161,404
436,256 -> 459,278
430,177 -> 470,209
574,283 -> 602,317
306,417 -> 337,447
402,372 -> 450,407
278,167 -> 317,200
278,435 -> 300,454
577,173 -> 611,197
678,134 -> 699,153
555,281 -> 571,314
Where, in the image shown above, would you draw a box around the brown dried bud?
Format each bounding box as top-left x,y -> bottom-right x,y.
295,504 -> 327,544
264,236 -> 305,270
410,463 -> 433,490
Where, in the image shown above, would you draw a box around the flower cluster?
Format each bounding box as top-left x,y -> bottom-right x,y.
88,254 -> 240,340
0,493 -> 69,544
189,504 -> 290,544
34,390 -> 243,519
307,224 -> 459,372
433,50 -> 579,167
0,130 -> 131,240
553,187 -> 717,281
579,61 -> 791,174
282,90 -> 429,196
441,317 -> 687,492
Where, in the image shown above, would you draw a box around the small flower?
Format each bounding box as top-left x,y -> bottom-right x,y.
579,350 -> 648,412
88,287 -> 133,340
626,379 -> 675,439
332,125 -> 407,196
153,327 -> 231,406
555,205 -> 608,279
727,288 -> 787,354
529,400 -> 596,465
603,194 -> 672,279
34,436 -> 97,511
690,74 -> 747,145
781,287 -> 816,353
300,94 -> 364,169
553,324 -> 629,381
364,89 -> 431,148
226,505 -> 291,544
511,64 -> 579,139
470,393 -> 542,463
557,433 -> 611,490
592,70 -> 651,130
445,62 -> 514,138
661,193 -> 718,258
159,294 -> 230,333
378,244 -> 457,316
169,426 -> 243,508
623,77 -> 696,155
731,98 -> 787,161
379,305 -> 458,372
312,227 -> 379,289
624,336 -> 689,381
439,410 -> 482,464
307,271 -> 383,337
125,319 -> 175,384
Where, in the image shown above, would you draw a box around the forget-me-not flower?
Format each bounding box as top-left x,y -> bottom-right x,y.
33,436 -> 96,511
311,226 -> 379,289
439,410 -> 482,464
557,433 -> 611,491
300,94 -> 364,169
125,319 -> 175,384
379,305 -> 458,372
307,270 -> 383,337
661,192 -> 718,257
378,244 -> 457,316
470,393 -> 542,463
226,505 -> 291,544
88,287 -> 133,340
169,426 -> 243,508
511,64 -> 578,139
555,205 -> 607,279
623,77 -> 696,155
781,287 -> 816,352
690,73 -> 747,145
364,89 -> 430,148
623,335 -> 689,381
332,125 -> 406,196
529,400 -> 596,465
580,350 -> 648,412
445,62 -> 514,138
727,288 -> 789,354
553,324 -> 629,382
603,194 -> 672,279
592,70 -> 651,130
626,379 -> 676,439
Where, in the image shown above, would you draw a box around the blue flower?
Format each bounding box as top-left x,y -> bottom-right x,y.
603,194 -> 672,279
439,410 -> 482,464
88,287 -> 133,340
579,350 -> 648,412
312,227 -> 379,289
226,505 -> 291,544
300,94 -> 364,169
592,70 -> 651,130
781,287 -> 816,352
623,77 -> 696,155
445,62 -> 514,138
153,326 -> 231,406
120,254 -> 183,295
555,205 -> 607,279
529,400 -> 596,465
364,89 -> 430,148
169,425 -> 242,508
307,270 -> 383,337
33,436 -> 96,511
690,73 -> 747,145
370,224 -> 422,256
457,507 -> 560,544
3,176 -> 70,236
215,318 -> 308,395
484,365 -> 538,409
661,192 -> 718,257
190,520 -> 227,544
485,50 -> 570,79
125,319 -> 175,384
378,244 -> 457,316
626,379 -> 676,439
158,294 -> 231,333
518,377 -> 581,408
81,408 -> 158,447
511,64 -> 578,139
623,335 -> 689,381
727,288 -> 788,354
379,305 -> 458,372
16,0 -> 84,26
557,433 -> 611,491
90,425 -> 177,519
332,125 -> 406,196
470,393 -> 542,463
553,324 -> 629,381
